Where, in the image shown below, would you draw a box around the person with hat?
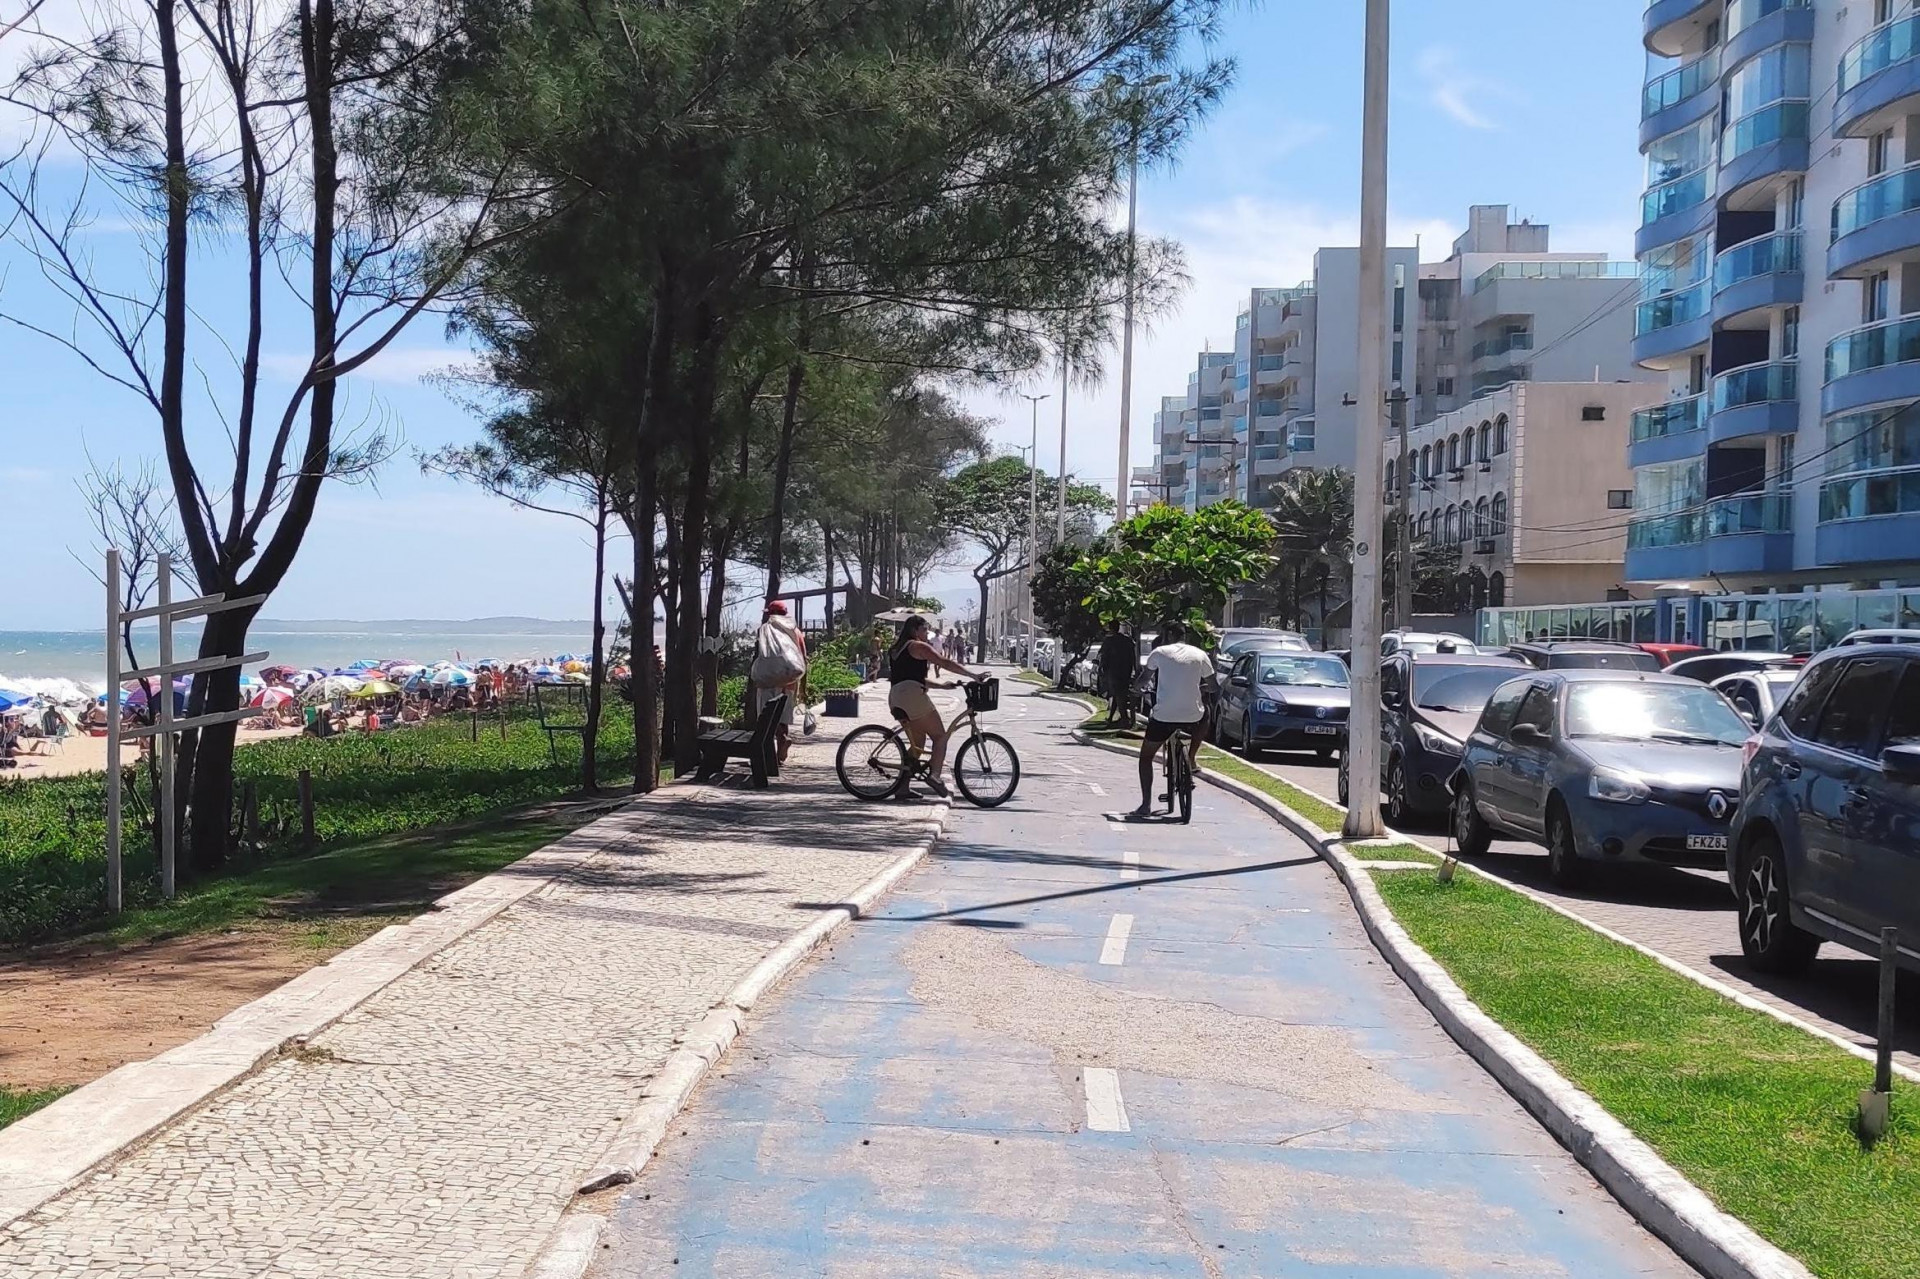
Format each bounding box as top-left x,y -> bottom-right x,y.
749,600 -> 809,764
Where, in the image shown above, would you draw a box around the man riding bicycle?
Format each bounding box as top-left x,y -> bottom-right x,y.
1129,620 -> 1216,819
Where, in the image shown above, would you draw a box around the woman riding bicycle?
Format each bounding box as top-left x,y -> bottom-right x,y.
887,614 -> 988,798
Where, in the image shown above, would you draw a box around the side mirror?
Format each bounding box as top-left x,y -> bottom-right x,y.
1230,674 -> 1251,688
1884,743 -> 1920,784
1510,723 -> 1546,744
1382,688 -> 1403,708
1736,701 -> 1761,729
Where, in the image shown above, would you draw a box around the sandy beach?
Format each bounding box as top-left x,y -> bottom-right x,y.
5,724 -> 306,781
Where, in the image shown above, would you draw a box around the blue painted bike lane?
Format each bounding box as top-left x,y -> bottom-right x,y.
590,683 -> 1696,1278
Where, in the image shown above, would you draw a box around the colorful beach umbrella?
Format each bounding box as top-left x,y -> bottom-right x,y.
431,668 -> 474,687
302,675 -> 364,703
250,686 -> 295,709
352,679 -> 401,698
0,687 -> 32,712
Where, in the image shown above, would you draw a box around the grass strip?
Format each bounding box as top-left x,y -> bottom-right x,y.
1009,668 -> 1052,687
0,1084 -> 73,1132
1373,870 -> 1919,1279
1344,842 -> 1440,864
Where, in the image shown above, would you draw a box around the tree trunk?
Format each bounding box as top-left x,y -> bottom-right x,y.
975,570 -> 991,661
670,313 -> 723,776
821,523 -> 835,631
700,535 -> 726,719
184,605 -> 255,873
632,472 -> 659,793
764,356 -> 804,599
583,495 -> 608,794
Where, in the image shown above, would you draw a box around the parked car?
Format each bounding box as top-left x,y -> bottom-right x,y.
1339,651 -> 1528,825
1639,643 -> 1711,668
1835,628 -> 1920,648
1665,651 -> 1803,684
1710,668 -> 1804,727
1506,640 -> 1662,672
1727,644 -> 1920,974
1214,632 -> 1313,680
1380,630 -> 1478,657
1450,670 -> 1751,886
1216,651 -> 1350,759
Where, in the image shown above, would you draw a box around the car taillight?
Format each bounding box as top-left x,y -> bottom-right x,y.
1742,733 -> 1762,771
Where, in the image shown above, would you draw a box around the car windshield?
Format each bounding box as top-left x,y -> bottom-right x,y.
1257,655 -> 1347,687
1226,636 -> 1304,656
1549,650 -> 1661,671
1564,682 -> 1751,745
1410,665 -> 1519,712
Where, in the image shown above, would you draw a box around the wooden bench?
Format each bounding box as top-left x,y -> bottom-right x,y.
695,694 -> 786,787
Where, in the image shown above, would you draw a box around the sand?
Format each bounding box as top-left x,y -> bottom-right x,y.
4,723 -> 305,781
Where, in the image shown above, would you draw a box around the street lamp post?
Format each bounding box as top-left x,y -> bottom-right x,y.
1058,356 -> 1071,545
1114,74 -> 1171,519
1021,393 -> 1049,662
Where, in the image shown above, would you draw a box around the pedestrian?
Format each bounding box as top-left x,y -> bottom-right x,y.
749,601 -> 808,764
1098,621 -> 1138,727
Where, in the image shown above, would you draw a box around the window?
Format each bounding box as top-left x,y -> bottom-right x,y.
1477,423 -> 1491,461
1420,444 -> 1432,480
1479,680 -> 1530,738
1886,663 -> 1920,748
1436,376 -> 1455,398
1781,305 -> 1799,360
1865,270 -> 1891,324
1607,489 -> 1632,509
1474,496 -> 1490,536
1722,679 -> 1761,723
1381,659 -> 1405,706
1416,511 -> 1429,541
1811,657 -> 1901,757
1512,686 -> 1557,738
1494,415 -> 1510,454
1443,506 -> 1457,541
1784,177 -> 1804,230
1869,128 -> 1896,178
1581,405 -> 1606,422
1448,435 -> 1462,470
1385,460 -> 1396,494
1491,492 -> 1509,534
1488,571 -> 1506,607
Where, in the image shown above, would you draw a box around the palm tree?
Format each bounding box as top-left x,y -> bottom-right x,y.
1266,468 -> 1354,640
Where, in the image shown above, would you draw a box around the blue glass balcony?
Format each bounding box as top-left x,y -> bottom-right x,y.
1713,231 -> 1802,324
1719,102 -> 1810,205
1723,0 -> 1814,71
1636,168 -> 1715,256
1836,16 -> 1920,138
1709,360 -> 1799,444
1824,316 -> 1920,416
1632,280 -> 1712,364
1625,510 -> 1708,581
1629,393 -> 1709,467
1818,464 -> 1920,565
1641,53 -> 1720,148
1706,492 -> 1795,575
1645,0 -> 1719,58
1829,163 -> 1920,277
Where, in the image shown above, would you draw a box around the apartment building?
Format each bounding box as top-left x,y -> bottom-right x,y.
1385,382 -> 1665,610
1630,0 -> 1920,588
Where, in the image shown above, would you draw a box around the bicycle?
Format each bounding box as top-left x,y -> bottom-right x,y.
835,678 -> 1021,807
1157,724 -> 1196,824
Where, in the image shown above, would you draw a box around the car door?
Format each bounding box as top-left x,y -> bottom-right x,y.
1469,679 -> 1531,825
1795,656 -> 1901,932
1843,659 -> 1920,942
1221,654 -> 1252,738
1720,677 -> 1762,729
1500,683 -> 1559,836
1379,658 -> 1407,788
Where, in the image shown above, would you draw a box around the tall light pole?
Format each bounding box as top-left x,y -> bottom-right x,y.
1114,73 -> 1170,518
1344,0 -> 1390,841
1058,355 -> 1071,544
1021,393 -> 1049,660
1391,389 -> 1412,629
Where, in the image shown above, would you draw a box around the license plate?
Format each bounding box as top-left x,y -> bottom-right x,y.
1686,834 -> 1729,852
1304,724 -> 1338,736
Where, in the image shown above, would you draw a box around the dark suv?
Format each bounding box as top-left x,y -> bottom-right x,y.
1506,640 -> 1663,673
1340,651 -> 1527,825
1728,644 -> 1920,974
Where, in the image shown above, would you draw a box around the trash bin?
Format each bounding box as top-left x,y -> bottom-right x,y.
824,690 -> 861,718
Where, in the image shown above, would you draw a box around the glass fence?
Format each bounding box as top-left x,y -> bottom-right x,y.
1840,14 -> 1920,95
1631,394 -> 1708,443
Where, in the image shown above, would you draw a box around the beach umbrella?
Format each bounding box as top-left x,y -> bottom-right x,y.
302,675 -> 364,703
562,670 -> 590,684
559,659 -> 586,674
346,659 -> 381,671
238,673 -> 263,694
251,686 -> 295,709
352,679 -> 401,698
387,662 -> 425,677
431,667 -> 474,687
0,687 -> 32,712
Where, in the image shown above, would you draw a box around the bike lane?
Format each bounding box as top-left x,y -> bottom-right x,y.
589,682 -> 1695,1277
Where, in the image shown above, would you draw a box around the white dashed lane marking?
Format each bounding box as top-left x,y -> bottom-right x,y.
1098,914 -> 1134,965
1082,1068 -> 1130,1132
1086,782 -> 1106,796
1121,849 -> 1139,881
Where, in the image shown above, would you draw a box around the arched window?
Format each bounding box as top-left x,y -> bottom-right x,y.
1385,459 -> 1396,495
1447,435 -> 1461,470
1443,505 -> 1456,541
1477,423 -> 1491,462
1494,414 -> 1510,454
1491,491 -> 1509,534
1415,511 -> 1427,541
1420,444 -> 1432,480
1489,571 -> 1506,606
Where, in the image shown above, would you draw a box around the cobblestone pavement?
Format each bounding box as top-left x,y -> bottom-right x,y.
588,684 -> 1694,1277
0,711 -> 943,1278
1259,749 -> 1920,1072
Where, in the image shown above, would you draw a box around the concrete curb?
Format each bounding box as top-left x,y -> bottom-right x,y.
0,804 -> 645,1230
523,794 -> 952,1279
1070,728 -> 1814,1279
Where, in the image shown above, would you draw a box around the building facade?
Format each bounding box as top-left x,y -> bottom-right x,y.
1387,382 -> 1665,611
1630,0 -> 1920,589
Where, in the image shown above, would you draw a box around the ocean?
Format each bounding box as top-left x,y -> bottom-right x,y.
0,619 -> 595,701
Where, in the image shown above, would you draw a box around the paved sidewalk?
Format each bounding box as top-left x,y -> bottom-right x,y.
590,683 -> 1694,1277
0,717 -> 942,1278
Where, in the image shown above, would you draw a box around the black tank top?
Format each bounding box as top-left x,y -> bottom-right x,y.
889,639 -> 929,684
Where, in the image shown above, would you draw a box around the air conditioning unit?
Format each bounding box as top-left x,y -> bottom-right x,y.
1475,537 -> 1496,554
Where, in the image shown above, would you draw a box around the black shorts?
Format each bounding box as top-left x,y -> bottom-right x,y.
1142,716 -> 1204,745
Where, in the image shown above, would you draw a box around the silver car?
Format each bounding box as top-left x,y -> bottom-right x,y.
1709,668 -> 1804,728
1450,669 -> 1752,887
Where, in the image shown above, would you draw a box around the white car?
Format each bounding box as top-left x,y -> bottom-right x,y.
1709,667 -> 1804,727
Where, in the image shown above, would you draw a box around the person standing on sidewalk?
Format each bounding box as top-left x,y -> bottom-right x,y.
1098,621 -> 1137,728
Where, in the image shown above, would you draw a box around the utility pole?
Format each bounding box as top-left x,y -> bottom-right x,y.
1058,355 -> 1071,545
1112,74 -> 1169,517
1391,389 -> 1412,629
1021,394 -> 1048,658
1345,0 -> 1390,841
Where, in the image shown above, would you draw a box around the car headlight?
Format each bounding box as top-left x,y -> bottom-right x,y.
1255,698 -> 1281,714
1412,722 -> 1459,754
1589,766 -> 1650,805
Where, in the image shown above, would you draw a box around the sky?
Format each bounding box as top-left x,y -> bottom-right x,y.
0,1 -> 1651,631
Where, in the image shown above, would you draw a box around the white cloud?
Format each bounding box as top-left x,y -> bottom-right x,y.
1416,46 -> 1513,132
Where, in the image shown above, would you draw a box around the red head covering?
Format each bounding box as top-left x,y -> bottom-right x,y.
764,600 -> 789,616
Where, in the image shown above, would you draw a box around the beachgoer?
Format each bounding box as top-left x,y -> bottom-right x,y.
749,601 -> 808,764
886,615 -> 988,798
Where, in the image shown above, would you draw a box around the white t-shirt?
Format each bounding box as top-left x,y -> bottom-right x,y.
1145,643 -> 1213,723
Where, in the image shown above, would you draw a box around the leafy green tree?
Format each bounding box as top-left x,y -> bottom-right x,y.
1068,502 -> 1274,643
1031,542 -> 1105,685
1266,468 -> 1354,638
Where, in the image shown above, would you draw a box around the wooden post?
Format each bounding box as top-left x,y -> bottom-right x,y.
105,550 -> 123,913
157,553 -> 176,898
242,780 -> 259,855
471,711 -> 479,742
298,769 -> 314,849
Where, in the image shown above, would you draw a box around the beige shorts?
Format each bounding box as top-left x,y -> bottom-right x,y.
887,680 -> 937,723
754,683 -> 798,727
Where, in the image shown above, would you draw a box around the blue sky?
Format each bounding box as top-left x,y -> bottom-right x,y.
0,0 -> 1649,630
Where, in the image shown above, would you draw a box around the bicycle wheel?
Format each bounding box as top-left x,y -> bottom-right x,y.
1174,744 -> 1193,824
836,725 -> 911,801
952,731 -> 1020,807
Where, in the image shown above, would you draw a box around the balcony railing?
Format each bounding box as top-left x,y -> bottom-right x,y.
1708,491 -> 1793,536
1256,399 -> 1283,416
1256,354 -> 1285,371
1627,510 -> 1705,549
1712,359 -> 1797,413
1630,393 -> 1708,443
1644,53 -> 1720,119
1725,0 -> 1810,41
1826,314 -> 1920,381
1721,100 -> 1810,166
1820,463 -> 1920,521
1641,168 -> 1713,226
1832,161 -> 1920,241
1840,14 -> 1920,96
1635,280 -> 1709,336
1471,331 -> 1534,362
1471,260 -> 1641,292
1713,230 -> 1801,290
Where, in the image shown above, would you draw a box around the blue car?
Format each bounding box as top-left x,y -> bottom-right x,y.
1728,643 -> 1920,974
1216,650 -> 1350,758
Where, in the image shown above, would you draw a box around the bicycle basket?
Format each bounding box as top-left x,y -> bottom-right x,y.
963,678 -> 999,713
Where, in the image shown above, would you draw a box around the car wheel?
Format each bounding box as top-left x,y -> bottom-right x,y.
1452,781 -> 1492,857
1738,833 -> 1820,975
1337,756 -> 1349,806
1239,714 -> 1261,759
1545,802 -> 1587,889
1384,757 -> 1411,827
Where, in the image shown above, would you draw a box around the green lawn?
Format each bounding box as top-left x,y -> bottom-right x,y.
1010,668 -> 1053,687
0,1085 -> 72,1131
1374,869 -> 1919,1279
